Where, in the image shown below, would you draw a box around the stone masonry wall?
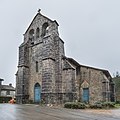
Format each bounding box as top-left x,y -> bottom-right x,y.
61,58 -> 78,103
23,13 -> 63,103
79,67 -> 110,104
28,42 -> 43,101
54,36 -> 64,94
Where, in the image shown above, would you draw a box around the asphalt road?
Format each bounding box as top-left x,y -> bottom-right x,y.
0,104 -> 120,120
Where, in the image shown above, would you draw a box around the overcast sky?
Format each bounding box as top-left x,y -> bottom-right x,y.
0,0 -> 120,86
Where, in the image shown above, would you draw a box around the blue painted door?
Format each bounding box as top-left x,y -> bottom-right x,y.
82,88 -> 89,102
34,83 -> 41,103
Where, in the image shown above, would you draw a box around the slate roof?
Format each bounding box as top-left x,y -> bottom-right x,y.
63,56 -> 112,79
1,85 -> 15,91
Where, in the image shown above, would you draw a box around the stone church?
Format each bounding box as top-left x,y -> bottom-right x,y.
16,10 -> 115,104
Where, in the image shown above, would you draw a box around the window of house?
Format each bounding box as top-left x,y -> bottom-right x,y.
7,91 -> 10,95
36,61 -> 38,72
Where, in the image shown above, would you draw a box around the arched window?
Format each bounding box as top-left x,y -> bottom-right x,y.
41,22 -> 49,37
36,27 -> 40,39
29,29 -> 34,41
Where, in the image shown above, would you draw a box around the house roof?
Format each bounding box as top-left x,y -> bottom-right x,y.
66,57 -> 112,78
1,85 -> 15,91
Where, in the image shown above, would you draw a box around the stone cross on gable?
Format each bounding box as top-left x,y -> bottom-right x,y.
38,9 -> 41,13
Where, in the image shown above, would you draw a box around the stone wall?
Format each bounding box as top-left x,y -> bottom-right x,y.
79,67 -> 111,104
54,36 -> 64,93
28,42 -> 43,101
1,90 -> 15,98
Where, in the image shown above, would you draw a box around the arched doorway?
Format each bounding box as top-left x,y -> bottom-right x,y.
34,83 -> 41,103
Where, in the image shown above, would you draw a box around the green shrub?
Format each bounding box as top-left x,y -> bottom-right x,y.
89,102 -> 115,109
71,102 -> 78,109
115,101 -> 120,104
102,102 -> 115,108
64,102 -> 86,109
89,103 -> 102,109
78,102 -> 86,109
115,103 -> 120,108
64,102 -> 72,108
89,102 -> 103,109
64,101 -> 115,109
0,96 -> 12,103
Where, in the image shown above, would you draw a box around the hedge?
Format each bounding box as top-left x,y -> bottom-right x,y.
64,102 -> 86,109
89,102 -> 115,109
64,102 -> 116,109
0,96 -> 12,103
